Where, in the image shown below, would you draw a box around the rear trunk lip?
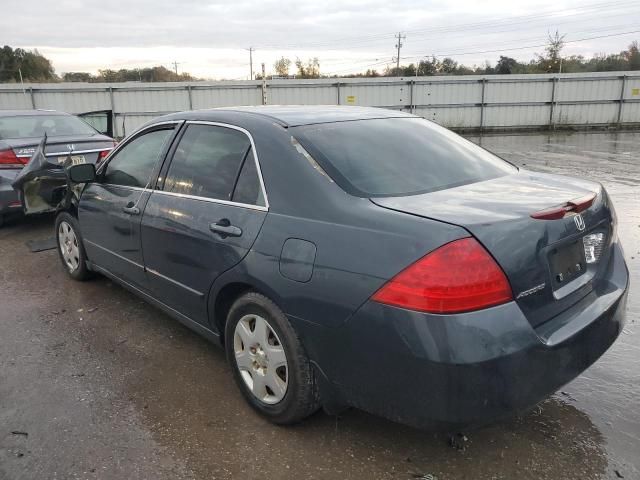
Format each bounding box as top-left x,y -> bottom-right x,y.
15,147 -> 115,158
369,176 -> 611,329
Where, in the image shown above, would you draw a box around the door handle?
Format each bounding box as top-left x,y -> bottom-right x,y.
123,202 -> 140,216
209,219 -> 242,238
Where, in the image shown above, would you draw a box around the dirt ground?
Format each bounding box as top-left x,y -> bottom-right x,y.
1,131 -> 638,480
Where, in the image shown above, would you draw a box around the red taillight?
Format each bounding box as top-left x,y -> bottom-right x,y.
371,237 -> 513,314
0,149 -> 27,168
97,149 -> 111,162
530,193 -> 596,220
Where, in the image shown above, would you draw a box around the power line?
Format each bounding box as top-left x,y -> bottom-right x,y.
323,28 -> 640,75
405,28 -> 640,60
319,21 -> 637,68
254,0 -> 636,50
401,22 -> 639,59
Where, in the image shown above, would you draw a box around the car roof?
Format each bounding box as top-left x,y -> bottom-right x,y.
0,109 -> 68,117
169,105 -> 415,127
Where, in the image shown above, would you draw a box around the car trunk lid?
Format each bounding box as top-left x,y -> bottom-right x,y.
371,170 -> 614,327
10,134 -> 115,166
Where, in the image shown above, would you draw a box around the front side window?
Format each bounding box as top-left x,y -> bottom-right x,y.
104,128 -> 174,187
163,124 -> 252,202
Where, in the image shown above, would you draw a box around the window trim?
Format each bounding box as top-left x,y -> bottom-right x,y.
153,120 -> 269,212
96,120 -> 184,178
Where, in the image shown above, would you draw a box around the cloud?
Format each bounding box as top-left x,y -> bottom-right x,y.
4,0 -> 639,78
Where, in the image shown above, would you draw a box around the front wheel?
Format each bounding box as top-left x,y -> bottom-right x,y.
225,292 -> 320,424
55,212 -> 91,281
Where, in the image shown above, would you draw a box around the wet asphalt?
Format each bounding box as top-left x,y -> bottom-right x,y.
0,131 -> 638,480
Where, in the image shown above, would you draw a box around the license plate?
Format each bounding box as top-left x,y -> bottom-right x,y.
549,239 -> 586,289
58,155 -> 86,165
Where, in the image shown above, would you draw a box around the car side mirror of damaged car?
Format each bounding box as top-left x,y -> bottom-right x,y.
67,163 -> 96,184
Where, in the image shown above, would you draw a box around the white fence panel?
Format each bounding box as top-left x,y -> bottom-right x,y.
416,106 -> 480,129
414,80 -> 481,106
557,78 -> 622,102
0,72 -> 638,135
33,89 -> 109,113
485,105 -> 550,127
114,88 -> 189,113
191,86 -> 261,108
269,84 -> 337,105
0,90 -> 31,109
339,82 -> 410,108
485,79 -> 553,103
621,102 -> 640,123
554,103 -> 619,125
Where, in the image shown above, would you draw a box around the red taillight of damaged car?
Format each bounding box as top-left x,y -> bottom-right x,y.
0,149 -> 27,169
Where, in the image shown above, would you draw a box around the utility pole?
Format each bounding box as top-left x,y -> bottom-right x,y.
394,32 -> 406,71
171,61 -> 181,75
247,47 -> 255,80
261,63 -> 267,105
18,68 -> 25,95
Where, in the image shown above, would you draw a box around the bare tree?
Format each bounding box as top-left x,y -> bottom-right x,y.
273,57 -> 291,77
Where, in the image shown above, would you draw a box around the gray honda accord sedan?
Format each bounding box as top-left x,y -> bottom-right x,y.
29,106 -> 628,429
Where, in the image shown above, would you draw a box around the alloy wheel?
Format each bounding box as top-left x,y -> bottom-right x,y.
58,221 -> 80,272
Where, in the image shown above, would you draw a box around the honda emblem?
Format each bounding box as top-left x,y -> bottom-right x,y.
574,214 -> 586,232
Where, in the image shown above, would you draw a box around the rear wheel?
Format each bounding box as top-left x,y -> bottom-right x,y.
225,292 -> 319,424
55,212 -> 91,281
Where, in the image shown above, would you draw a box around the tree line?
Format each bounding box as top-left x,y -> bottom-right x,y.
272,34 -> 640,78
62,66 -> 196,83
0,45 -> 196,83
1,34 -> 639,83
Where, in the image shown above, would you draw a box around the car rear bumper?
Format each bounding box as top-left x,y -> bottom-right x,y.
0,171 -> 22,216
298,241 -> 628,429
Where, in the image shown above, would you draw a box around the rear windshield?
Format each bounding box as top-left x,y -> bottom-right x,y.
292,117 -> 516,197
0,114 -> 97,140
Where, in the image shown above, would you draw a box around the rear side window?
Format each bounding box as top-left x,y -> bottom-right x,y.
163,124 -> 251,201
0,114 -> 97,139
292,117 -> 516,197
232,150 -> 266,206
104,128 -> 174,187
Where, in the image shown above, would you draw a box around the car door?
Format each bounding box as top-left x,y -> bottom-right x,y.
140,121 -> 268,325
77,110 -> 113,138
79,122 -> 180,290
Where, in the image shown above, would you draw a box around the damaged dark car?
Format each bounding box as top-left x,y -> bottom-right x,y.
1,109 -> 115,225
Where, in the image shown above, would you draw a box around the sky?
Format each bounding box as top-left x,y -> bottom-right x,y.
4,0 -> 640,79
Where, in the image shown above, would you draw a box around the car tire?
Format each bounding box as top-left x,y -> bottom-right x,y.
55,212 -> 92,281
225,292 -> 320,424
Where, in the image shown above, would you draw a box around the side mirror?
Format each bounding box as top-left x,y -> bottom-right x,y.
67,163 -> 96,184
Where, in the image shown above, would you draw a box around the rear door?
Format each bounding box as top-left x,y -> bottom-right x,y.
140,121 -> 268,325
79,123 -> 180,289
77,110 -> 114,138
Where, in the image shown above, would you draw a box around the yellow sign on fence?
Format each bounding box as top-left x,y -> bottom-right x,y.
632,88 -> 640,96
346,95 -> 356,104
